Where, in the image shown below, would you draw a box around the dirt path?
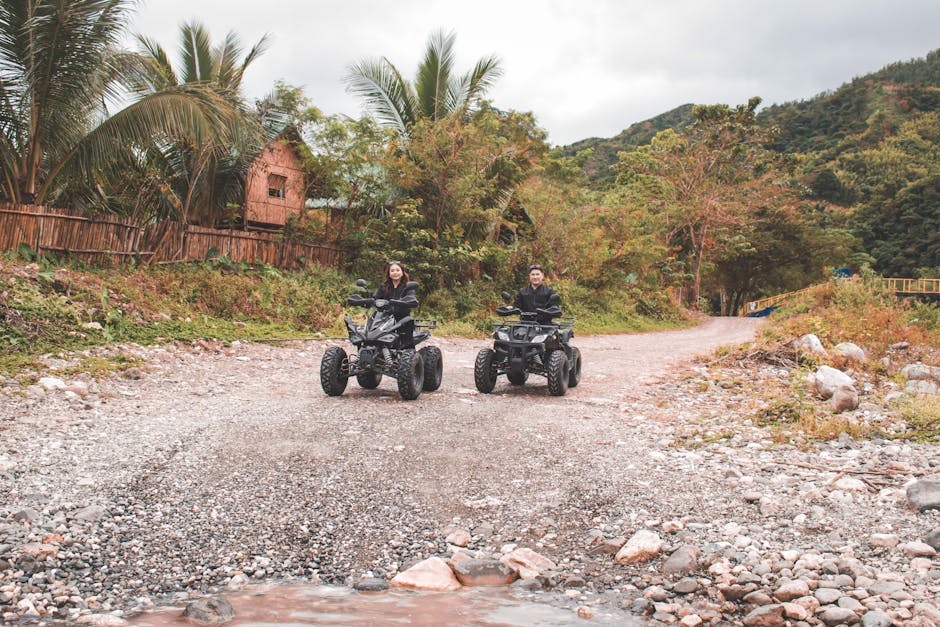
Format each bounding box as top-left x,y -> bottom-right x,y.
10,316 -> 938,626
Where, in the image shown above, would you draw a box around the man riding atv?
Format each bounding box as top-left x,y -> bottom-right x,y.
514,263 -> 556,324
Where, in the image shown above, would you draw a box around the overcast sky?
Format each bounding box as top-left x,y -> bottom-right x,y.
127,0 -> 940,146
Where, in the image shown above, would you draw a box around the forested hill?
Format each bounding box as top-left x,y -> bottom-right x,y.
560,104 -> 695,185
761,48 -> 940,155
566,49 -> 940,186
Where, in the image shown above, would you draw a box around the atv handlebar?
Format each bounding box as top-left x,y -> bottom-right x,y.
348,295 -> 418,310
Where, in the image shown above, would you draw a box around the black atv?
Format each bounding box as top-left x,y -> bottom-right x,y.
320,279 -> 443,400
474,291 -> 581,396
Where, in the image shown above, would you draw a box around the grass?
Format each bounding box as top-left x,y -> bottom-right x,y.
724,279 -> 940,444
0,255 -> 689,378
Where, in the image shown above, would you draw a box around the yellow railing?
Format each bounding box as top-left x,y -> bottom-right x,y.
739,277 -> 940,316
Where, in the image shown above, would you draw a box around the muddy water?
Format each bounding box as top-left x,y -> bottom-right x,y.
128,584 -> 645,626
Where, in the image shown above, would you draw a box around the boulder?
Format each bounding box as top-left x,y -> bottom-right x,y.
662,545 -> 699,574
181,598 -> 235,624
906,478 -> 940,511
905,380 -> 939,395
795,334 -> 828,356
860,610 -> 892,627
500,547 -> 555,579
925,527 -> 940,550
614,530 -> 662,564
814,366 -> 855,400
451,558 -> 518,586
390,557 -> 462,591
774,579 -> 810,602
742,604 -> 786,626
833,342 -> 867,362
830,386 -> 860,413
901,363 -> 937,381
817,606 -> 860,626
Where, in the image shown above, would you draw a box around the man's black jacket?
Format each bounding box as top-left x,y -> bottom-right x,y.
513,284 -> 556,315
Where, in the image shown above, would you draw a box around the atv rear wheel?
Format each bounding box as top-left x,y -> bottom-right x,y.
474,348 -> 498,393
356,371 -> 382,389
397,349 -> 425,400
320,346 -> 349,396
567,347 -> 582,388
507,370 -> 528,385
546,349 -> 570,396
419,346 -> 443,391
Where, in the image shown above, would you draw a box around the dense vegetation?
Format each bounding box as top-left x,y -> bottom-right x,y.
0,1 -> 936,343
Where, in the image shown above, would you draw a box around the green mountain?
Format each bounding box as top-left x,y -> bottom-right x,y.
565,49 -> 940,188
561,104 -> 695,186
761,49 -> 940,157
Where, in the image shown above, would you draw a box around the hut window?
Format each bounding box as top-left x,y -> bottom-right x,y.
267,174 -> 287,199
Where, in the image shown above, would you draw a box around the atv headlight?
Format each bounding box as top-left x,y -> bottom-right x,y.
531,333 -> 548,343
496,330 -> 510,341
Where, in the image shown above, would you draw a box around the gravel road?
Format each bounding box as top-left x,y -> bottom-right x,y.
3,316 -> 939,625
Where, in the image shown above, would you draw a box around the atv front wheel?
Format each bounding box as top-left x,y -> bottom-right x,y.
546,349 -> 570,396
397,349 -> 425,400
419,346 -> 443,391
474,348 -> 498,393
320,347 -> 349,396
567,347 -> 582,388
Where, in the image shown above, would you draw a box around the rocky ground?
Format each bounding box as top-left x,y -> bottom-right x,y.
1,317 -> 938,626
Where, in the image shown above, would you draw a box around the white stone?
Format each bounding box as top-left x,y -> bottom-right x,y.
500,548 -> 556,578
834,477 -> 868,491
796,334 -> 828,355
614,530 -> 662,564
38,376 -> 67,391
389,557 -> 462,591
869,534 -> 900,548
815,366 -> 855,399
899,542 -> 937,557
833,342 -> 867,362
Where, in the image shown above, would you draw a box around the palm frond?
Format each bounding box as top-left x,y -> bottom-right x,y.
450,55 -> 503,114
229,32 -> 271,90
415,29 -> 457,120
179,21 -> 213,83
345,58 -> 414,136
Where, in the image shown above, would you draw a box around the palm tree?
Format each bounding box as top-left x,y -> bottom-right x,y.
0,0 -> 235,206
122,21 -> 274,225
344,29 -> 503,137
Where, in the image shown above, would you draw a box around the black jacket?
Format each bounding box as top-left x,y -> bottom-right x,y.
514,284 -> 556,314
374,282 -> 416,320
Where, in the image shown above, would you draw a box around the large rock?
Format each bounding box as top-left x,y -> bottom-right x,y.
905,380 -> 939,395
860,610 -> 892,627
906,479 -> 940,511
817,606 -> 860,626
742,604 -> 785,626
796,334 -> 828,356
830,386 -> 860,413
500,548 -> 555,579
833,342 -> 867,362
181,598 -> 235,624
901,363 -> 939,382
925,528 -> 940,550
614,530 -> 662,564
451,558 -> 518,586
814,366 -> 855,400
390,557 -> 462,591
662,545 -> 699,574
774,579 -> 810,602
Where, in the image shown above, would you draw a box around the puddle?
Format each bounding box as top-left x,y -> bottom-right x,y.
127,584 -> 645,626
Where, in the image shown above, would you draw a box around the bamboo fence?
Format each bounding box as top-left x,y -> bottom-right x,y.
0,203 -> 345,270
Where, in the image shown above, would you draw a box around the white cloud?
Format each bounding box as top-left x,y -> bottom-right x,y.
127,0 -> 940,145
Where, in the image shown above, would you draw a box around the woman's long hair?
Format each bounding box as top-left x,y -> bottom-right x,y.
379,262 -> 410,297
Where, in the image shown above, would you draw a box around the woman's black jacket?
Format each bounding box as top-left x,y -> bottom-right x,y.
374,282 -> 417,320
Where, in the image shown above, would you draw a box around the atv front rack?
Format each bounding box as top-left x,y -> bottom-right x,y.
414,318 -> 438,329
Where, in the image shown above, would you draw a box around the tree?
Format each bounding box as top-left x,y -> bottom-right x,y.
616,97 -> 786,306
121,21 -> 273,225
344,29 -> 502,137
0,0 -> 235,206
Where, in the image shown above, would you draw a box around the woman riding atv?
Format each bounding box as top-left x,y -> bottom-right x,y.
374,261 -> 416,348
